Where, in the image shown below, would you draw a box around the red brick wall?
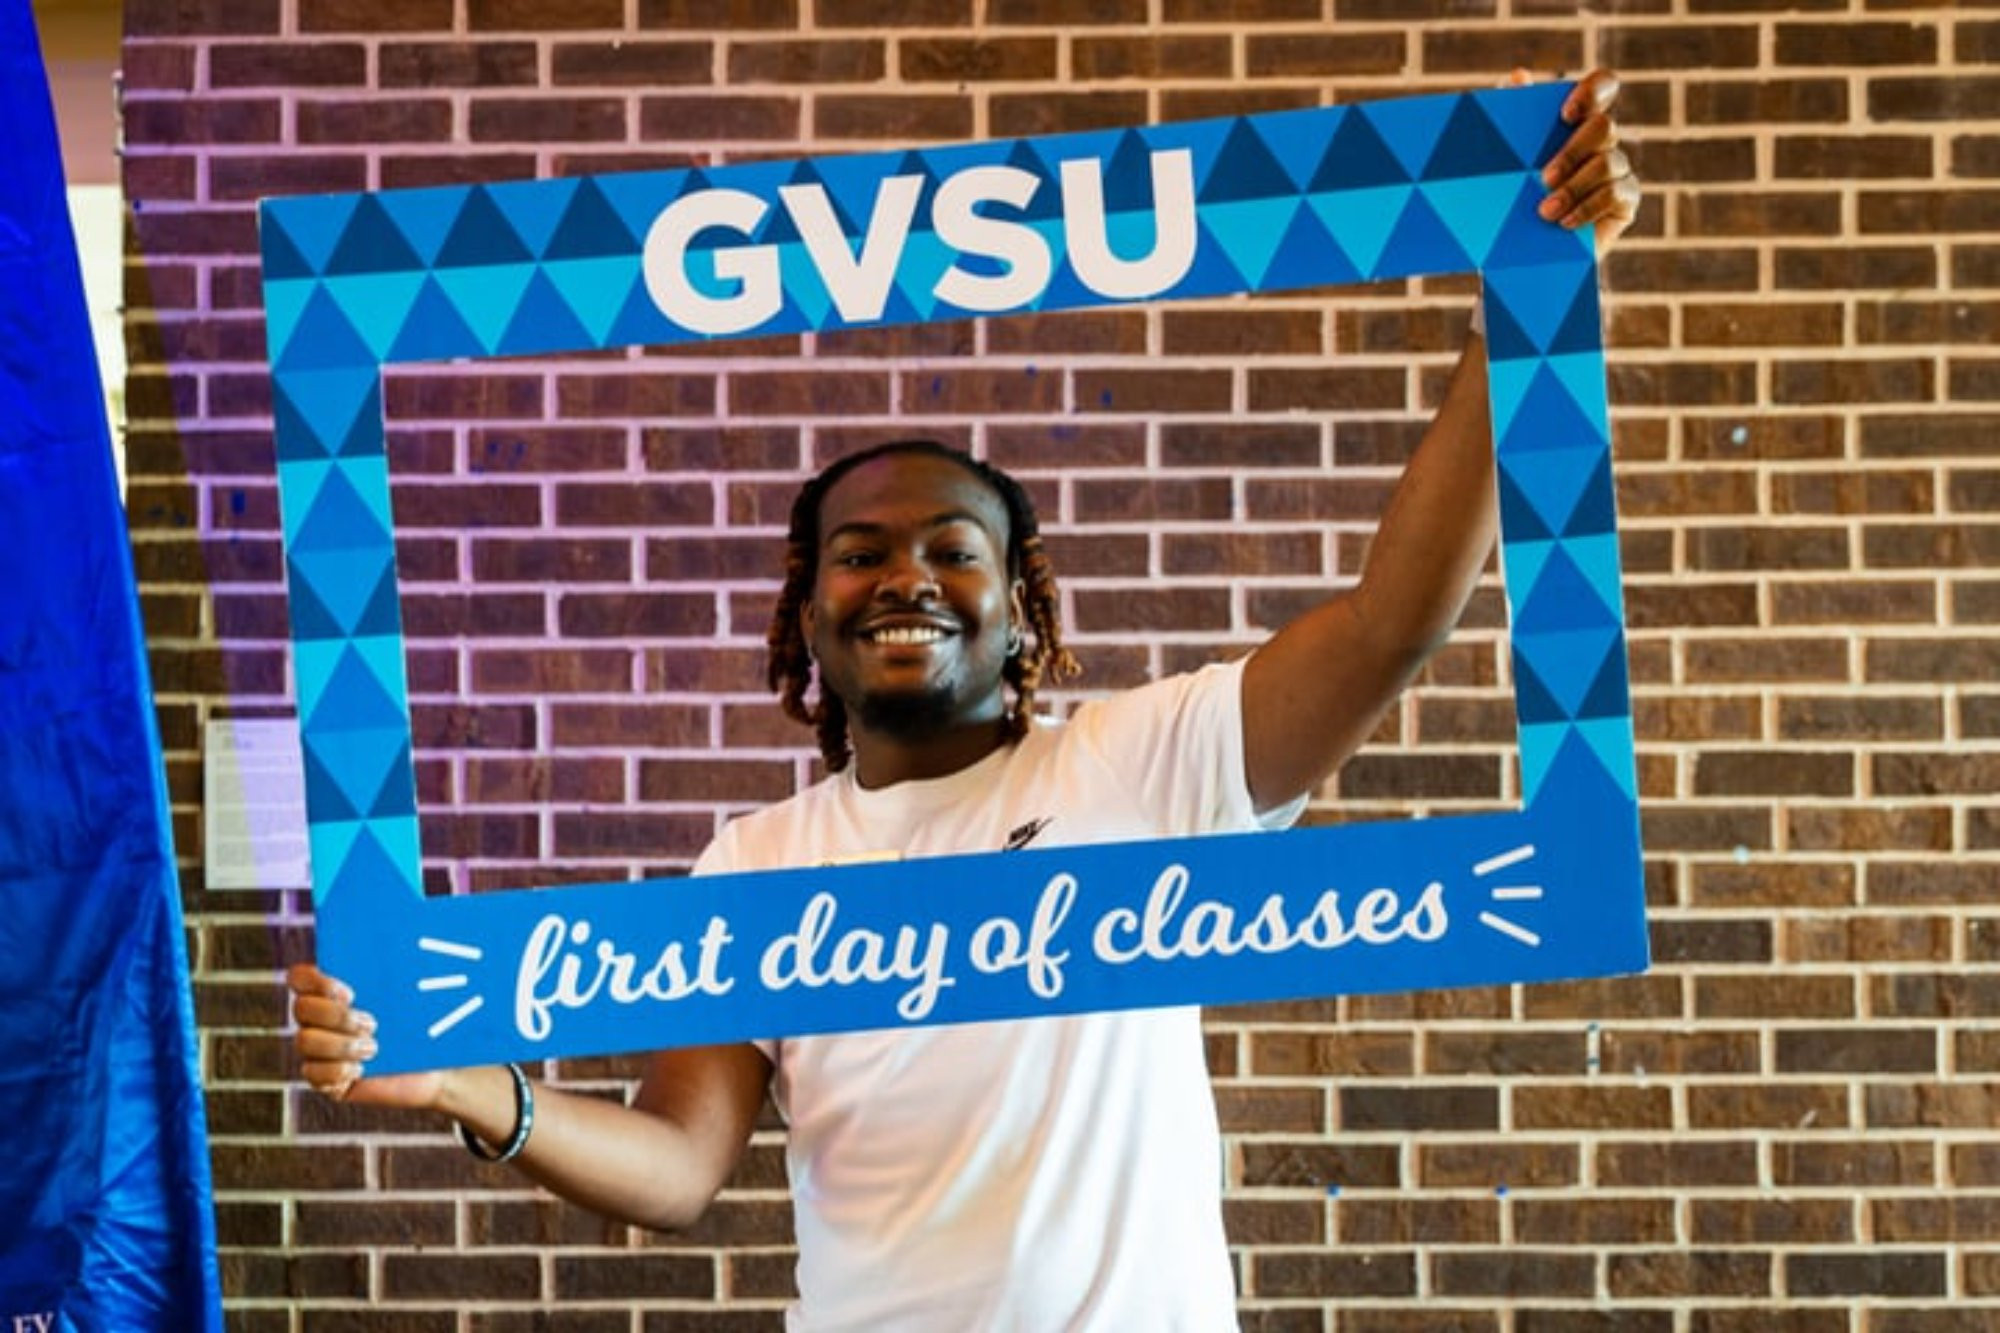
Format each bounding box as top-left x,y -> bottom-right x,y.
122,2 -> 1999,1328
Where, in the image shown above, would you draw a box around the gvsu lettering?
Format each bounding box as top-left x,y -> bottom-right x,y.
1093,865 -> 1448,963
643,150 -> 1197,335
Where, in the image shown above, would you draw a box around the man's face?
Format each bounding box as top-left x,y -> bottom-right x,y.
803,453 -> 1025,744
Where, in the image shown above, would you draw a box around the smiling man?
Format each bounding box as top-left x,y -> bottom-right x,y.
290,71 -> 1641,1331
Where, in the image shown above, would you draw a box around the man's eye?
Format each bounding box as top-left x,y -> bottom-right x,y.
936,549 -> 979,566
835,551 -> 880,568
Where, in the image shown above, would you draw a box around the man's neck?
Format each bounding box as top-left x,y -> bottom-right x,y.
849,717 -> 1013,790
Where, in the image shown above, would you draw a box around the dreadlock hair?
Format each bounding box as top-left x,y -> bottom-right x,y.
766,439 -> 1081,774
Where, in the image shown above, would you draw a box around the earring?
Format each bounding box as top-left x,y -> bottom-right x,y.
1006,628 -> 1023,657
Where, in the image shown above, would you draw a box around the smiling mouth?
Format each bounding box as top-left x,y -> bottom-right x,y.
863,625 -> 951,646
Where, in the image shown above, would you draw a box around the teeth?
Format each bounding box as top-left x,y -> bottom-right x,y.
870,626 -> 944,645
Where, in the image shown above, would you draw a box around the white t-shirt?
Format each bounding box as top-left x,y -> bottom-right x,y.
694,659 -> 1291,1332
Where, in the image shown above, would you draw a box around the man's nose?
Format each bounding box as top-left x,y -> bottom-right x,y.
875,551 -> 940,601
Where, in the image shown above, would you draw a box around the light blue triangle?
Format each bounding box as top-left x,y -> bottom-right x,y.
1487,355 -> 1540,439
1576,718 -> 1637,799
1202,198 -> 1301,289
305,649 -> 409,735
292,638 -> 348,716
541,256 -> 644,345
1417,174 -> 1521,268
489,175 -> 580,258
326,823 -> 421,905
363,814 -> 423,890
892,230 -> 956,321
263,279 -> 317,361
323,272 -> 428,362
305,819 -> 364,906
1306,185 -> 1411,278
434,263 -> 537,353
279,284 -> 379,371
291,456 -> 394,553
275,457 -> 335,543
1519,720 -> 1568,805
1500,537 -> 1555,610
377,184 -> 472,268
1492,262 -> 1588,353
1545,351 -> 1612,438
349,633 -> 413,707
777,241 -> 835,327
265,193 -> 363,277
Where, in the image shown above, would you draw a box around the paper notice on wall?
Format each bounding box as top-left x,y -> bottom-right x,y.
203,718 -> 310,890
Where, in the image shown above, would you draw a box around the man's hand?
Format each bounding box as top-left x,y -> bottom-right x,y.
1536,69 -> 1642,249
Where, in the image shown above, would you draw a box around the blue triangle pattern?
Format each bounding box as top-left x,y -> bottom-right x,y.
258,207 -> 317,281
387,276 -> 485,364
274,368 -> 379,463
1104,128 -> 1184,211
1500,365 -> 1606,456
324,194 -> 424,277
1516,546 -> 1618,636
1502,446 -> 1605,540
304,728 -> 410,826
542,257 -> 640,346
1478,83 -> 1572,173
306,648 -> 409,735
1510,652 -> 1568,725
1545,351 -> 1612,438
1485,179 -> 1593,270
434,186 -> 533,269
377,184 -> 470,268
1198,199 -> 1298,289
1422,96 -> 1528,181
1198,119 -> 1298,204
262,278 -> 316,360
1374,188 -> 1474,279
323,272 -> 427,362
1575,717 -> 1638,799
543,177 -> 641,260
1516,627 -> 1621,716
435,264 -> 537,353
1259,203 -> 1362,293
301,744 -> 361,822
1497,466 -> 1555,542
1253,105 -> 1344,193
1307,185 -> 1411,279
289,548 -> 396,641
489,175 -> 578,258
279,285 -> 378,371
496,267 -> 595,357
264,192 -> 362,278
1417,175 -> 1519,269
1576,650 -> 1631,721
1310,109 -> 1410,190
1519,720 -> 1567,804
325,823 -> 422,908
1360,93 -> 1458,182
306,820 -> 363,907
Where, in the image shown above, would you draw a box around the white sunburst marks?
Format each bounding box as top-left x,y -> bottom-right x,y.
418,936 -> 485,1038
1473,843 -> 1543,948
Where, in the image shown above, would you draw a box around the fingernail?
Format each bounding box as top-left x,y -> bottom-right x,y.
1542,165 -> 1559,186
1539,197 -> 1563,220
355,1011 -> 377,1033
356,1038 -> 378,1059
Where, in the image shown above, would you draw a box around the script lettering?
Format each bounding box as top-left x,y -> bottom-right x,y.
761,892 -> 957,1021
514,913 -> 735,1041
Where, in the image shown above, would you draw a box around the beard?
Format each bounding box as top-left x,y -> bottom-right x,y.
848,679 -> 969,741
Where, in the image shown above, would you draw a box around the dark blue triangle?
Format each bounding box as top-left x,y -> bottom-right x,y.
1197,119 -> 1299,205
302,746 -> 362,822
367,744 -> 418,819
1576,647 -> 1630,720
334,391 -> 386,461
1549,274 -> 1605,357
326,825 -> 415,906
1498,467 -> 1556,542
1373,189 -> 1474,279
386,276 -> 484,364
542,177 -> 641,261
1511,651 -> 1569,725
891,151 -> 944,236
1542,726 -> 1625,806
1516,547 -> 1615,635
1501,365 -> 1604,456
753,183 -> 804,245
495,268 -> 594,357
433,186 -> 534,269
1005,140 -> 1064,221
259,206 -> 316,281
286,571 -> 347,642
1310,104 -> 1412,191
351,564 -> 404,639
1559,452 -> 1618,538
323,195 -> 425,276
1258,202 -> 1362,293
775,158 -> 862,238
1091,129 -> 1159,212
1420,95 -> 1529,182
1163,226 -> 1250,301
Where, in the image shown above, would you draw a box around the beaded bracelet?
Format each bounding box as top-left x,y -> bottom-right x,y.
456,1062 -> 535,1163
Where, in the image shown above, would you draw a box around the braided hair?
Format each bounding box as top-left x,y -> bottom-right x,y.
766,439 -> 1080,773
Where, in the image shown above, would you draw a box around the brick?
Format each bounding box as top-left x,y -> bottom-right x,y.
641,0 -> 799,28
1073,34 -> 1231,80
1609,1250 -> 1771,1300
814,93 -> 970,141
298,97 -> 454,144
1687,78 -> 1847,124
1690,1195 -> 1855,1244
900,37 -> 1057,82
382,41 -> 541,87
1419,1141 -> 1579,1190
382,1253 -> 542,1300
1788,1252 -> 1946,1298
1776,244 -> 1936,291
1237,1142 -> 1400,1189
1513,1085 -> 1673,1131
553,1253 -> 715,1299
299,0 -> 452,29
1598,1141 -> 1759,1188
469,0 -> 623,28
1254,1251 -> 1416,1299
1335,1197 -> 1498,1245
123,98 -> 281,146
1599,23 -> 1759,70
472,96 -> 628,142
1435,1250 -> 1595,1298
1870,76 -> 2000,122
727,38 -> 885,84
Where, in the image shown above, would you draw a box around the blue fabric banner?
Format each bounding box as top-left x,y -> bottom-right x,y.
0,5 -> 223,1328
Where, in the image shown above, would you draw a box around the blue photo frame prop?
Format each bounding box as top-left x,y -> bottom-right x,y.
260,82 -> 1646,1074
